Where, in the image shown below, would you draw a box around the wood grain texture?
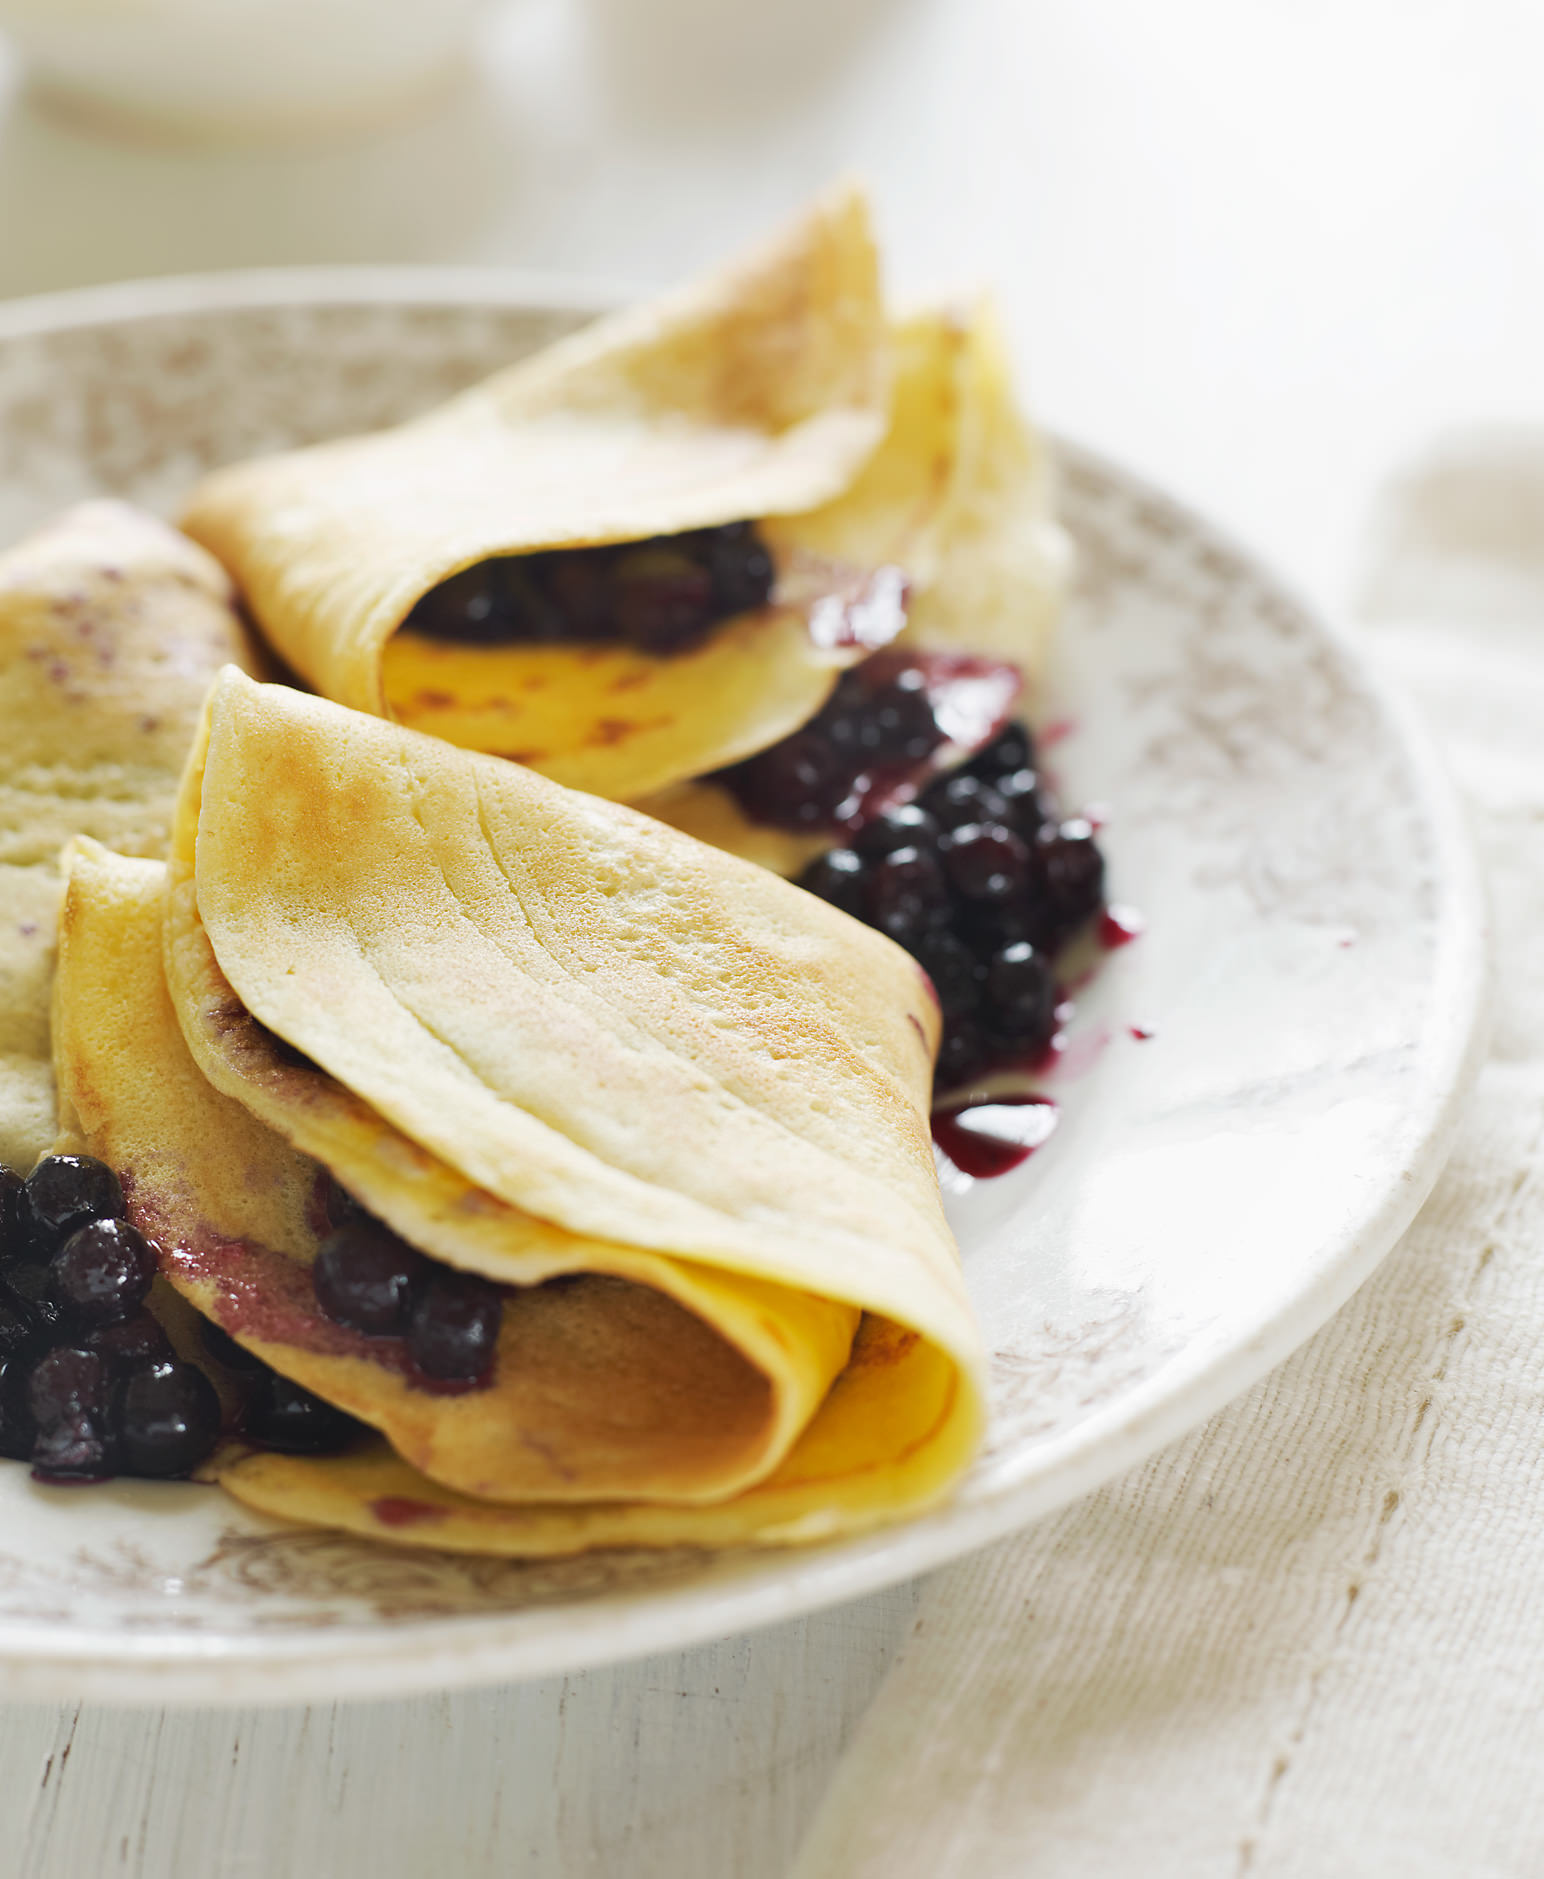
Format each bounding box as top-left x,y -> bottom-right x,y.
0,1580 -> 917,1878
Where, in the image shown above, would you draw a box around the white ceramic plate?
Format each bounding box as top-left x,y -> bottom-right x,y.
0,273 -> 1486,1706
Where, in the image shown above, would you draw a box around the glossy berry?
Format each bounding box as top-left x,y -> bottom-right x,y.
862,669 -> 942,764
0,1167 -> 24,1257
49,1217 -> 157,1326
925,772 -> 1009,835
313,1222 -> 428,1336
855,803 -> 939,860
0,1291 -> 38,1362
912,932 -> 982,1018
117,1361 -> 222,1478
965,722 -> 1034,780
27,1346 -> 116,1478
993,768 -> 1048,841
199,1319 -> 268,1376
1036,819 -> 1106,934
408,1271 -> 502,1383
613,548 -> 717,653
243,1373 -> 367,1455
23,1154 -> 124,1242
0,1357 -> 35,1461
936,1022 -> 987,1090
862,845 -> 950,949
85,1310 -> 175,1371
732,731 -> 851,829
941,823 -> 1030,903
798,847 -> 866,919
1,1260 -> 64,1338
985,941 -> 1057,1044
707,522 -> 775,615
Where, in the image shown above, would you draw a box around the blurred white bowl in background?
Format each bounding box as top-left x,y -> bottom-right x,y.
0,0 -> 489,142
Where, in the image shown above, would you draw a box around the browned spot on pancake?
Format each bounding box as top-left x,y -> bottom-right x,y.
492,748 -> 547,764
843,1315 -> 920,1373
371,1496 -> 445,1528
584,715 -> 669,749
608,671 -> 650,693
520,675 -> 549,691
414,689 -> 455,709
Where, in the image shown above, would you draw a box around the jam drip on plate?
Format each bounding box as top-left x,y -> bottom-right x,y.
795,715 -> 1110,1092
932,1096 -> 1059,1179
401,522 -> 775,656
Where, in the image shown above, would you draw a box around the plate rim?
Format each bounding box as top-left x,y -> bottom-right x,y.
0,268 -> 1491,1704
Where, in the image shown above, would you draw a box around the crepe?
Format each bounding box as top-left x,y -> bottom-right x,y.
180,188 -> 904,802
52,671 -> 985,1552
0,501 -> 256,1168
633,302 -> 1063,872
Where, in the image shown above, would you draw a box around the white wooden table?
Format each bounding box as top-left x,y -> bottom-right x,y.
0,1 -> 1540,1870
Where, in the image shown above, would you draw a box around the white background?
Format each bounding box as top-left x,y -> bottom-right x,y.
0,2 -> 1537,1871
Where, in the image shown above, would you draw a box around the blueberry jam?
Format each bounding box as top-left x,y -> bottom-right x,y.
931,1096 -> 1060,1180
795,718 -> 1110,1093
402,521 -> 775,656
719,649 -> 1022,833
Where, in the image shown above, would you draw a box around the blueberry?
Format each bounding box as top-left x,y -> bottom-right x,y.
798,848 -> 867,919
408,1271 -> 502,1383
855,804 -> 940,860
993,768 -> 1050,842
0,1290 -> 39,1362
85,1310 -> 175,1371
1,1260 -> 64,1339
924,773 -> 1009,835
732,730 -> 851,829
612,547 -> 717,653
984,941 -> 1057,1046
199,1318 -> 268,1376
312,1222 -> 428,1336
545,553 -> 617,636
936,1021 -> 987,1089
0,1356 -> 35,1461
1035,818 -> 1106,937
862,670 -> 943,764
27,1346 -> 116,1478
49,1217 -> 157,1327
23,1154 -> 124,1242
117,1360 -> 222,1478
912,931 -> 982,1018
243,1373 -> 367,1455
862,846 -> 951,948
941,823 -> 1030,903
707,523 -> 775,615
0,1166 -> 24,1258
964,722 -> 1035,780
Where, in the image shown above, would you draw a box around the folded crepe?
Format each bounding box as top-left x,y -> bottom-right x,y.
0,501 -> 257,1167
180,189 -> 1067,810
52,671 -> 985,1553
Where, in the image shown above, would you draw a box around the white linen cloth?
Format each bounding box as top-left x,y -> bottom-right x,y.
794,434 -> 1544,1879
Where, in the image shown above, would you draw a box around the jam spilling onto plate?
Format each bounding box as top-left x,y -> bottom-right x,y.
931,1096 -> 1060,1180
793,713 -> 1110,1093
401,522 -> 776,656
0,1153 -> 368,1482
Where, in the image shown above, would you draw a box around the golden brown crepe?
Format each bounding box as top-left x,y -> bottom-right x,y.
51,672 -> 986,1553
180,188 -> 905,802
0,501 -> 257,1167
632,301 -> 1065,875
